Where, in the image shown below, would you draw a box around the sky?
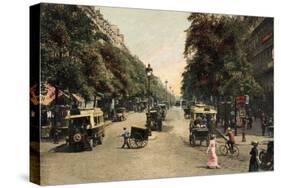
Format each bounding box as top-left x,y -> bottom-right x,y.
98,6 -> 191,96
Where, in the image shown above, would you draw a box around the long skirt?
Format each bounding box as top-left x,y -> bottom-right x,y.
207,149 -> 218,168
249,159 -> 259,172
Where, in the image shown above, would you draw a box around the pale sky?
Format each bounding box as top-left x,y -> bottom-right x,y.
98,6 -> 191,96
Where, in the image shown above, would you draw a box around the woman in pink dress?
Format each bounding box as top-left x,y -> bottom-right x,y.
206,134 -> 221,169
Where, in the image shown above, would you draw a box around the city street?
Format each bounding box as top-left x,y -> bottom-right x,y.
27,5 -> 274,186
39,107 -> 264,185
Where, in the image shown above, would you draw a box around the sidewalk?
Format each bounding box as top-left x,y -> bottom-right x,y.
216,119 -> 273,146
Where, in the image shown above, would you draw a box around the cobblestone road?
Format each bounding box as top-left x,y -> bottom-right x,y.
40,107 -> 270,185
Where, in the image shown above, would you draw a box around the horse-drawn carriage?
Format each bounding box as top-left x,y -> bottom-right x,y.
189,103 -> 217,147
158,103 -> 167,120
189,124 -> 209,146
146,109 -> 163,131
115,107 -> 127,121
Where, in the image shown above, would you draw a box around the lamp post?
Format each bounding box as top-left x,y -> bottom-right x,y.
171,89 -> 174,106
165,80 -> 168,103
225,99 -> 232,132
52,71 -> 61,144
240,84 -> 246,142
234,96 -> 238,136
146,64 -> 153,135
169,86 -> 172,108
222,95 -> 228,132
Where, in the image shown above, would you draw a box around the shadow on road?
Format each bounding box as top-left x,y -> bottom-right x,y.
196,165 -> 209,169
181,136 -> 209,148
162,125 -> 174,132
48,144 -> 93,153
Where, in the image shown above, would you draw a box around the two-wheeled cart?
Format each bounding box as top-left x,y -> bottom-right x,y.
129,126 -> 149,149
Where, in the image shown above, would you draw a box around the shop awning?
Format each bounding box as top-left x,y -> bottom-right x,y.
30,83 -> 68,106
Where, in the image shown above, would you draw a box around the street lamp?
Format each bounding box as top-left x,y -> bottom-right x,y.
221,91 -> 231,132
165,80 -> 168,103
171,89 -> 174,106
146,64 -> 153,135
240,84 -> 246,142
169,86 -> 172,108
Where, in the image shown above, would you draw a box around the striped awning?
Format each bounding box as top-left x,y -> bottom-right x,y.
30,83 -> 67,105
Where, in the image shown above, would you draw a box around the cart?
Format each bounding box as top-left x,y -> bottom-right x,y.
115,107 -> 127,121
189,125 -> 209,146
188,103 -> 217,147
129,126 -> 149,148
146,110 -> 163,131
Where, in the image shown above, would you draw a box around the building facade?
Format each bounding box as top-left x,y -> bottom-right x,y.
245,17 -> 274,114
79,6 -> 127,50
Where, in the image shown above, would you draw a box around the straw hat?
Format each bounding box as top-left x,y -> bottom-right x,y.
251,141 -> 259,146
227,127 -> 232,132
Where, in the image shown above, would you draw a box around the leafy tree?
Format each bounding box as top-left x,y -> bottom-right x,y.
40,3 -> 169,105
182,13 -> 263,103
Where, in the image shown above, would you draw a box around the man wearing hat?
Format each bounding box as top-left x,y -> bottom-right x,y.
226,127 -> 235,152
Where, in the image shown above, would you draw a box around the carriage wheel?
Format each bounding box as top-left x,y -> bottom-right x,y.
206,135 -> 210,147
92,139 -> 97,147
97,136 -> 103,145
191,135 -> 196,146
129,138 -> 137,148
259,150 -> 266,162
158,122 -> 162,132
141,140 -> 148,147
134,133 -> 144,148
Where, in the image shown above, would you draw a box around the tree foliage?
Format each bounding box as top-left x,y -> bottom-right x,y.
181,13 -> 263,102
40,4 -> 168,102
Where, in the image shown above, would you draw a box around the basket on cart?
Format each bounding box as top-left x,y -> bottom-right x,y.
129,126 -> 149,148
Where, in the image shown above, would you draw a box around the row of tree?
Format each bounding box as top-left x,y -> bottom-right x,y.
181,14 -> 263,103
40,4 -> 171,103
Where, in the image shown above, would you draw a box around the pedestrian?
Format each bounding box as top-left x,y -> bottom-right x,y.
247,115 -> 253,129
53,128 -> 59,144
267,117 -> 274,137
249,141 -> 260,172
226,127 -> 235,152
261,112 -> 267,136
254,110 -> 258,122
121,127 -> 130,149
206,134 -> 221,169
